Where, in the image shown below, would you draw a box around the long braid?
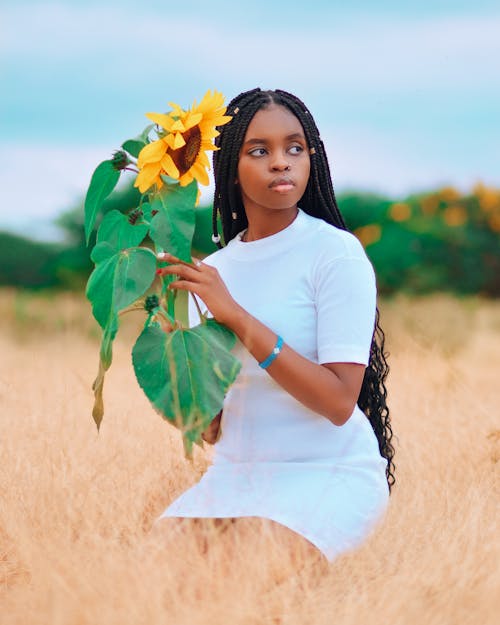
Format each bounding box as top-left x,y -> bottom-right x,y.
211,88 -> 396,491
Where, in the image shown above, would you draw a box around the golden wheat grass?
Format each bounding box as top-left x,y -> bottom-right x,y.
0,290 -> 498,624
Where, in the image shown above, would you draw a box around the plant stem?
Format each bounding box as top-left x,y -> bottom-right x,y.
192,293 -> 205,324
118,304 -> 144,317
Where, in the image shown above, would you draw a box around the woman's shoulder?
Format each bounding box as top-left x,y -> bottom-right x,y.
301,210 -> 369,264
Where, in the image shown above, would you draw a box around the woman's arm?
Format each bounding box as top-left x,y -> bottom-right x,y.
226,304 -> 365,426
157,253 -> 365,427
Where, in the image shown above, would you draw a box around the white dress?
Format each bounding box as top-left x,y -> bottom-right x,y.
157,208 -> 389,561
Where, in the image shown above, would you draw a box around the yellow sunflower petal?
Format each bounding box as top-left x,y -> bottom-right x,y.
163,133 -> 176,149
178,171 -> 194,187
134,163 -> 162,193
196,90 -> 225,115
160,153 -> 180,179
200,142 -> 218,152
191,161 -> 210,186
198,126 -> 220,139
167,101 -> 183,116
183,112 -> 203,130
170,118 -> 186,132
145,112 -> 175,131
198,150 -> 210,169
137,139 -> 167,168
214,115 -> 232,126
172,132 -> 186,149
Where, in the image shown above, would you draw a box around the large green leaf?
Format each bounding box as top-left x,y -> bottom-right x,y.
84,160 -> 121,245
132,319 -> 241,456
86,247 -> 157,429
86,247 -> 156,330
97,209 -> 149,250
149,180 -> 197,262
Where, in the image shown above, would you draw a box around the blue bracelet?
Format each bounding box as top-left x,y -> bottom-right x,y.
258,335 -> 284,369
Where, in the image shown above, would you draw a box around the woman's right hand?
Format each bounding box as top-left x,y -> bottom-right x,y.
201,410 -> 222,444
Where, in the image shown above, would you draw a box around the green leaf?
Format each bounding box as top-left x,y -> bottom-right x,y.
90,324 -> 117,430
97,209 -> 149,250
92,360 -> 106,430
121,124 -> 155,158
84,160 -> 121,245
149,180 -> 197,262
86,247 -> 157,330
121,140 -> 145,159
140,202 -> 153,223
132,319 -> 241,456
90,241 -> 115,265
86,247 -> 157,430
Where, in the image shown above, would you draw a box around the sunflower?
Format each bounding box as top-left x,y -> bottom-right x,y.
134,90 -> 231,194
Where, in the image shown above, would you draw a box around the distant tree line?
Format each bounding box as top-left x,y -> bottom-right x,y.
2,182 -> 499,296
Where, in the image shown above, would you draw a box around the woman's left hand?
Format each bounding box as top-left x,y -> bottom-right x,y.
156,252 -> 239,326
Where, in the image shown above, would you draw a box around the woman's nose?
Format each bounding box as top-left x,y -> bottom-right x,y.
270,153 -> 290,171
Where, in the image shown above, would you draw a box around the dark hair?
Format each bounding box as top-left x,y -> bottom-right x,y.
211,88 -> 395,492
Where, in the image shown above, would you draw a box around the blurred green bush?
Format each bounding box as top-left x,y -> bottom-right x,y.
2,182 -> 499,296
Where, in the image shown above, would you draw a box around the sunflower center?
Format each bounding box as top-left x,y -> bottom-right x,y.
171,126 -> 202,175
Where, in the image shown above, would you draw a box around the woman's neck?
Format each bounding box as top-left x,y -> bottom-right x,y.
241,207 -> 299,242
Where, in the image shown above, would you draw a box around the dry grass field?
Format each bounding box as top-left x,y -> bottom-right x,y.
0,289 -> 498,625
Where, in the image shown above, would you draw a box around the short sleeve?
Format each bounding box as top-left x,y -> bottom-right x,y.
315,256 -> 376,365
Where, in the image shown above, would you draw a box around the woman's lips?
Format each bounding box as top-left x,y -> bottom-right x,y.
269,177 -> 295,192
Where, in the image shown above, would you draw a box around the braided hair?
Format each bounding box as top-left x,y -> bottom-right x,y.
211,88 -> 395,492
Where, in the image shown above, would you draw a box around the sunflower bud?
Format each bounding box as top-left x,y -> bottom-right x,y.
144,294 -> 160,313
128,209 -> 143,225
111,150 -> 130,171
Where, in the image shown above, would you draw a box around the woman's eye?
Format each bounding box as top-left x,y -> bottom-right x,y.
249,148 -> 267,157
289,145 -> 304,155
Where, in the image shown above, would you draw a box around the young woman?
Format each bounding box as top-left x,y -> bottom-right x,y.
153,88 -> 395,563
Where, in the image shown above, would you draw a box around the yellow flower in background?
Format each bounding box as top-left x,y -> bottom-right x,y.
473,182 -> 500,213
389,202 -> 411,222
420,194 -> 439,216
488,213 -> 500,233
443,205 -> 467,227
438,187 -> 461,202
134,90 -> 231,193
354,224 -> 381,247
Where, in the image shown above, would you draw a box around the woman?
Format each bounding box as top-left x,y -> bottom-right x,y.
153,88 -> 395,563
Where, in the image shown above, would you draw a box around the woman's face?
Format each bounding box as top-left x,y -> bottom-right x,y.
236,104 -> 310,214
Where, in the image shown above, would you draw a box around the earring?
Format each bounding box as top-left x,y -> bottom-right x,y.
232,211 -> 237,220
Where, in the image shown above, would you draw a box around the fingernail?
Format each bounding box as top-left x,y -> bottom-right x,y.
155,269 -> 162,275
157,252 -> 166,259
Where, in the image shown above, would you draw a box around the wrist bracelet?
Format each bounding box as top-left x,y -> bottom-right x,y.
258,335 -> 284,369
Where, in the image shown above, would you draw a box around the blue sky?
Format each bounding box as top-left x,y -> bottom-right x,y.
1,0 -> 499,240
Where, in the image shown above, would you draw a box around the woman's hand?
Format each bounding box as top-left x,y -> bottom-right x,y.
156,252 -> 239,326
